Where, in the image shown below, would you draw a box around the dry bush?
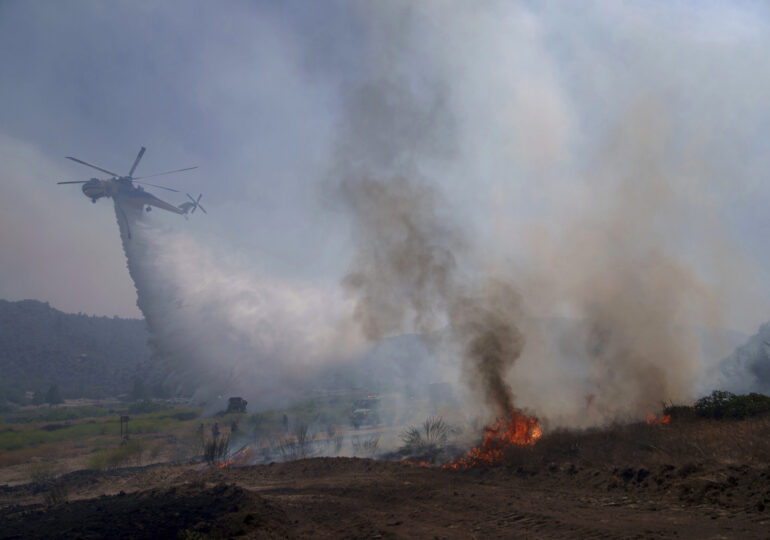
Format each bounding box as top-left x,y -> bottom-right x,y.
27,458 -> 68,506
28,458 -> 58,492
503,414 -> 770,470
327,425 -> 345,454
351,435 -> 380,456
172,433 -> 203,464
204,434 -> 231,465
43,482 -> 68,507
333,433 -> 345,454
400,416 -> 456,449
276,423 -> 316,461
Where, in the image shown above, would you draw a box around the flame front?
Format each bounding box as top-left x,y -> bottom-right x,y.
446,410 -> 541,470
646,412 -> 671,425
217,446 -> 255,468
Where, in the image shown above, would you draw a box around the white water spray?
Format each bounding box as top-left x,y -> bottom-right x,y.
113,200 -> 363,410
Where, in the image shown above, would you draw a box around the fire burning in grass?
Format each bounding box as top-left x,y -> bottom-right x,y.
216,446 -> 255,469
445,410 -> 542,470
646,412 -> 672,425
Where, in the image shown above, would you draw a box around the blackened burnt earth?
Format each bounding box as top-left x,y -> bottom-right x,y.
0,483 -> 288,539
1,457 -> 769,538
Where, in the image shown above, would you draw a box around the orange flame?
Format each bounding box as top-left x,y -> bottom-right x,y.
646,412 -> 671,425
216,446 -> 255,468
445,410 -> 541,470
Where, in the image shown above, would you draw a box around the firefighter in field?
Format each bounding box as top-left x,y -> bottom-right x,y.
212,421 -> 220,441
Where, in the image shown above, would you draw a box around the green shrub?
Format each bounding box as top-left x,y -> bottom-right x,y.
663,404 -> 697,421
169,410 -> 198,422
723,393 -> 770,419
695,390 -> 736,419
695,390 -> 770,419
9,406 -> 110,424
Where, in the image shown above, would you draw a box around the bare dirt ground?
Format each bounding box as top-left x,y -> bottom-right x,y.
1,456 -> 768,539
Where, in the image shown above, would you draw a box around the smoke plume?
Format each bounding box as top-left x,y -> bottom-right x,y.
332,4 -> 751,428
333,76 -> 530,421
92,2 -> 767,429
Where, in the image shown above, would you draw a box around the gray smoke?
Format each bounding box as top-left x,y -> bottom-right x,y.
332,5 -> 758,427
334,75 -> 529,420
95,2 -> 768,428
515,101 -> 724,422
339,172 -> 528,420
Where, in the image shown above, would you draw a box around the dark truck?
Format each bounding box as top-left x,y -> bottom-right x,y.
225,397 -> 248,414
350,396 -> 381,429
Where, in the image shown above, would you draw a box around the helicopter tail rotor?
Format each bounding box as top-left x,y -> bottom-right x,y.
186,193 -> 207,214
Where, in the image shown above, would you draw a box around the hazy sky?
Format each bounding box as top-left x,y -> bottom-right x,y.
2,0 -> 770,335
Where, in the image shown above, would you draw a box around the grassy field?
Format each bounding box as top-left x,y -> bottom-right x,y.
0,394 -> 363,483
2,394 -> 768,490
0,404 -> 208,477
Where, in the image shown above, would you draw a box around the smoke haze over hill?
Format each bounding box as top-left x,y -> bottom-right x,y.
1,2 -> 770,423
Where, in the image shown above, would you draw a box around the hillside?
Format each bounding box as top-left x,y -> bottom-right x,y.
712,322 -> 770,396
0,299 -> 151,401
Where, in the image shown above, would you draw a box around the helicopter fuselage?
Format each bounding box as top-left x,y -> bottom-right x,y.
81,176 -> 185,214
81,177 -> 144,202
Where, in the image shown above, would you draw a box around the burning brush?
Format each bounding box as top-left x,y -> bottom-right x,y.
446,409 -> 542,470
646,412 -> 671,425
216,445 -> 256,469
444,289 -> 544,469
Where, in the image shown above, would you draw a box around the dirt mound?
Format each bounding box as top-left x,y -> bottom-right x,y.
0,483 -> 288,539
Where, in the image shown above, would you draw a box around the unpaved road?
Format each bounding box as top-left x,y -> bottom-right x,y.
1,457 -> 768,538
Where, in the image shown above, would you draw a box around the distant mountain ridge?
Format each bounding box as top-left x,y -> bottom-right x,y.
0,299 -> 151,400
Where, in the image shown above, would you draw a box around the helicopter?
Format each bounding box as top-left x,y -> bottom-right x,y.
57,146 -> 206,216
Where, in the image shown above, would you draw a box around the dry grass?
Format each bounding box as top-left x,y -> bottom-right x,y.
501,414 -> 770,470
203,434 -> 231,465
351,434 -> 381,456
276,423 -> 316,461
87,439 -> 147,471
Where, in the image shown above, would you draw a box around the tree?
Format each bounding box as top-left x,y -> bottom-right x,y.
32,390 -> 46,405
130,378 -> 148,401
45,384 -> 63,405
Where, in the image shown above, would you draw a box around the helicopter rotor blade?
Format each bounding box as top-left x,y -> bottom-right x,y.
128,146 -> 146,177
198,204 -> 207,215
65,156 -> 120,177
57,180 -> 89,184
133,181 -> 179,193
133,166 -> 197,180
